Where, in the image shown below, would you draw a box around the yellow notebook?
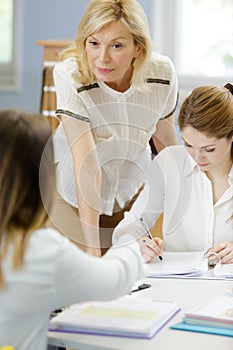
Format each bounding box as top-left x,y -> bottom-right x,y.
49,295 -> 180,339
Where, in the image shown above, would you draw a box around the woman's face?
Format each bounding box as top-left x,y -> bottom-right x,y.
181,126 -> 233,173
85,20 -> 141,91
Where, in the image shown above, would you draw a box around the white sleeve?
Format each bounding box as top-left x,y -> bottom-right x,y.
160,57 -> 179,120
53,234 -> 147,308
112,154 -> 165,243
53,61 -> 89,118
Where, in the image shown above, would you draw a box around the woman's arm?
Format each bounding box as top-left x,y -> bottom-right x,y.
62,115 -> 101,256
152,115 -> 179,153
53,62 -> 101,256
113,156 -> 166,262
54,232 -> 146,306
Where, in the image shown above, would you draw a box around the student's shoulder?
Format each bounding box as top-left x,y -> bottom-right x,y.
151,145 -> 187,168
31,227 -> 71,248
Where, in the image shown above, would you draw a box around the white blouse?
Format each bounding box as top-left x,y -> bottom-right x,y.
53,52 -> 178,215
0,228 -> 146,349
113,145 -> 233,252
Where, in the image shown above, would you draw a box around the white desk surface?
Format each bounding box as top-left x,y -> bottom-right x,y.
48,277 -> 233,350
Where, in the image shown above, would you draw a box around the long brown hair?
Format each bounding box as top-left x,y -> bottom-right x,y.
0,110 -> 55,288
178,84 -> 233,220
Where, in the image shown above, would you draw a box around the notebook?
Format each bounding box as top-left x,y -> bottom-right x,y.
170,292 -> 233,337
49,295 -> 180,339
147,251 -> 233,279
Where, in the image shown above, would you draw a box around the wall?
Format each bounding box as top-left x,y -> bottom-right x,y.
0,0 -> 152,112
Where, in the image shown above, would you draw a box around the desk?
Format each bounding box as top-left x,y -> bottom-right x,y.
47,277 -> 233,350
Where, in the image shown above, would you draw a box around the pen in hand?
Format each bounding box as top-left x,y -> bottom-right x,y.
139,217 -> 163,261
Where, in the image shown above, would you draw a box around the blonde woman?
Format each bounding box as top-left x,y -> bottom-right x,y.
114,84 -> 233,263
52,0 -> 179,256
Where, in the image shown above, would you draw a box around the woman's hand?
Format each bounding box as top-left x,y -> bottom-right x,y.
139,236 -> 164,263
205,241 -> 233,264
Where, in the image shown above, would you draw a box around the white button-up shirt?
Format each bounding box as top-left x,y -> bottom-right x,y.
53,53 -> 178,215
113,145 -> 233,252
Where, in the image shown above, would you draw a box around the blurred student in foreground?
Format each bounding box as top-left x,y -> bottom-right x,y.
114,84 -> 233,264
0,110 -> 146,350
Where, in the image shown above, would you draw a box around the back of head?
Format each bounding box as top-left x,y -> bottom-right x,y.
61,0 -> 152,86
0,110 -> 55,286
178,84 -> 233,140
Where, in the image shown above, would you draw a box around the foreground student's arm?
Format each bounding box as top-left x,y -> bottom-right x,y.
52,230 -> 147,307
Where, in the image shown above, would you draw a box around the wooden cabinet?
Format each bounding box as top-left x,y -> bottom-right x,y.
36,40 -> 71,130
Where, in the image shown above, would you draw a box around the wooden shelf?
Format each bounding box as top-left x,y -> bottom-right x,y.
37,40 -> 71,130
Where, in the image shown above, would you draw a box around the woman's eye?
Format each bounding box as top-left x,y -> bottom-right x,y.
184,143 -> 192,148
112,43 -> 122,49
205,148 -> 215,152
88,41 -> 99,47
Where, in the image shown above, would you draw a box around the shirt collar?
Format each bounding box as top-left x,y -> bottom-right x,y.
183,154 -> 233,183
98,80 -> 135,98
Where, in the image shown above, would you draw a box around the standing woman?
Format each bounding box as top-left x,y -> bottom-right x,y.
52,0 -> 179,255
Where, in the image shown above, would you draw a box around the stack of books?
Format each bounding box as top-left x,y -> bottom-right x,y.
171,292 -> 233,337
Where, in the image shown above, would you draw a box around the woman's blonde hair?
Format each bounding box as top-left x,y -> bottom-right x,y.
59,0 -> 152,89
0,110 -> 55,288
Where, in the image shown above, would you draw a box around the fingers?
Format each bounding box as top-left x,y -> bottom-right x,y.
154,237 -> 165,250
141,236 -> 164,263
205,241 -> 233,264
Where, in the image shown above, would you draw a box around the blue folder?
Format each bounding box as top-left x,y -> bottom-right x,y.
170,322 -> 233,338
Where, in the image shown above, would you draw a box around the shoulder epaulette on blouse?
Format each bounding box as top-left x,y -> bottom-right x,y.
77,83 -> 100,93
146,78 -> 170,85
55,109 -> 90,123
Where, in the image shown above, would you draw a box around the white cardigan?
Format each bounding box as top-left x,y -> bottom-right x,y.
0,228 -> 146,349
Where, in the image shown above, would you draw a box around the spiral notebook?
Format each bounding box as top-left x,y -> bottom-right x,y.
49,295 -> 180,339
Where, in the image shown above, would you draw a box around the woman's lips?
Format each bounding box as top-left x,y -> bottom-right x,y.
97,67 -> 114,74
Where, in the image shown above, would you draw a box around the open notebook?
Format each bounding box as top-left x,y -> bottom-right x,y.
147,252 -> 233,279
49,295 -> 180,339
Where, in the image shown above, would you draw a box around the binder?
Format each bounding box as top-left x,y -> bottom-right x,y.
171,322 -> 233,338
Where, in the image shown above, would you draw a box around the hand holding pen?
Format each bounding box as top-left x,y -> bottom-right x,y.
139,217 -> 164,263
